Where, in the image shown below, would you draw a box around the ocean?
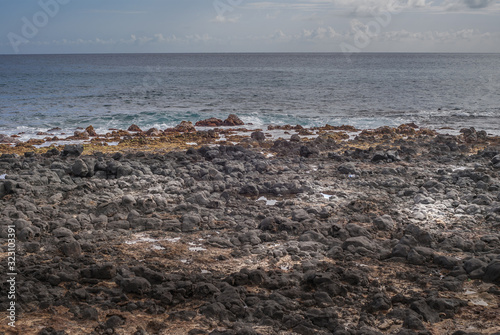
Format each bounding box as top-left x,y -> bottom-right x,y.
1,53 -> 499,140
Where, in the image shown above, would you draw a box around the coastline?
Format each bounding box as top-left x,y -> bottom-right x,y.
1,116 -> 500,334
0,113 -> 498,157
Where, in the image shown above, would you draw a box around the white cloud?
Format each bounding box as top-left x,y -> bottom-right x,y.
379,28 -> 498,42
246,0 -> 499,15
24,33 -> 215,47
439,0 -> 500,11
302,26 -> 340,39
211,15 -> 240,23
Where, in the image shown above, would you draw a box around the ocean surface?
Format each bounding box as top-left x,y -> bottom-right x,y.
1,53 -> 499,139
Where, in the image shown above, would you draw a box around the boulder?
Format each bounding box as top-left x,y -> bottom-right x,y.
338,163 -> 358,175
181,214 -> 202,232
85,125 -> 97,136
145,127 -> 162,136
300,145 -> 319,158
342,236 -> 376,252
410,300 -> 440,323
73,130 -> 89,139
59,240 -> 82,258
72,159 -> 89,177
120,277 -> 151,294
223,114 -> 244,126
373,215 -> 394,231
195,118 -> 224,127
62,144 -> 84,157
483,260 -> 500,283
174,121 -> 196,133
251,131 -> 266,142
367,292 -> 392,312
128,124 -> 142,132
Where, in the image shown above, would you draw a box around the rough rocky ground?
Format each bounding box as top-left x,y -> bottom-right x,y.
1,125 -> 500,335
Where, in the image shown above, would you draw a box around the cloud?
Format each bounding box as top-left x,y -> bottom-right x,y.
463,0 -> 495,8
247,0 -> 499,16
23,33 -> 214,47
443,0 -> 499,10
246,1 -> 332,11
339,0 -> 430,16
302,26 -> 340,39
377,28 -> 499,42
211,15 -> 240,23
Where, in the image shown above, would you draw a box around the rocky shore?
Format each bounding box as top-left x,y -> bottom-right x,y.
1,122 -> 500,335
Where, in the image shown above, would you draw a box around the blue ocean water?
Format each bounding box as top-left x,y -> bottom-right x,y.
0,53 -> 499,138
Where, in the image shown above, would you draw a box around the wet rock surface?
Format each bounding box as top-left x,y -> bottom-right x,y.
0,128 -> 500,334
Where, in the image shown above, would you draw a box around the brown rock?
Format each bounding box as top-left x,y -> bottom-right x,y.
0,134 -> 21,144
27,139 -> 45,145
128,124 -> 142,132
73,131 -> 90,140
195,118 -> 224,127
85,125 -> 97,137
145,128 -> 162,136
317,124 -> 358,132
397,124 -> 417,135
268,124 -> 303,131
223,114 -> 244,126
174,121 -> 196,133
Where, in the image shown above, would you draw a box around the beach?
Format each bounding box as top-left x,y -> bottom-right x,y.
1,119 -> 500,334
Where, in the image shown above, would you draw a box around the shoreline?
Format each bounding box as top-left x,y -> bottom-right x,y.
1,114 -> 499,157
1,116 -> 500,334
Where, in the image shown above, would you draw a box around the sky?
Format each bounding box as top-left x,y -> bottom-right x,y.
0,0 -> 499,54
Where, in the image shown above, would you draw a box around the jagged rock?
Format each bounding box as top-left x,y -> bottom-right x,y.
73,130 -> 89,139
483,260 -> 500,283
59,240 -> 82,258
195,118 -> 224,127
373,215 -> 394,231
120,277 -> 151,294
128,124 -> 143,132
223,114 -> 244,126
145,127 -> 162,136
251,131 -> 266,142
72,159 -> 89,177
338,163 -> 358,175
85,125 -> 97,137
174,121 -> 196,133
62,144 -> 84,156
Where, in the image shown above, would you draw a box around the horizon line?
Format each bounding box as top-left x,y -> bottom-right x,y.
1,51 -> 500,56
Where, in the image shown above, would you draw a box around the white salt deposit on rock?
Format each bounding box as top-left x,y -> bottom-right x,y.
256,196 -> 277,206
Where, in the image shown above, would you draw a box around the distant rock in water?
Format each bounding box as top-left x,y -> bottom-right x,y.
163,120 -> 198,133
85,125 -> 97,137
196,114 -> 245,127
0,134 -> 20,144
223,114 -> 244,126
172,121 -> 196,133
145,128 -> 162,136
195,117 -> 224,127
72,130 -> 90,140
128,124 -> 142,132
